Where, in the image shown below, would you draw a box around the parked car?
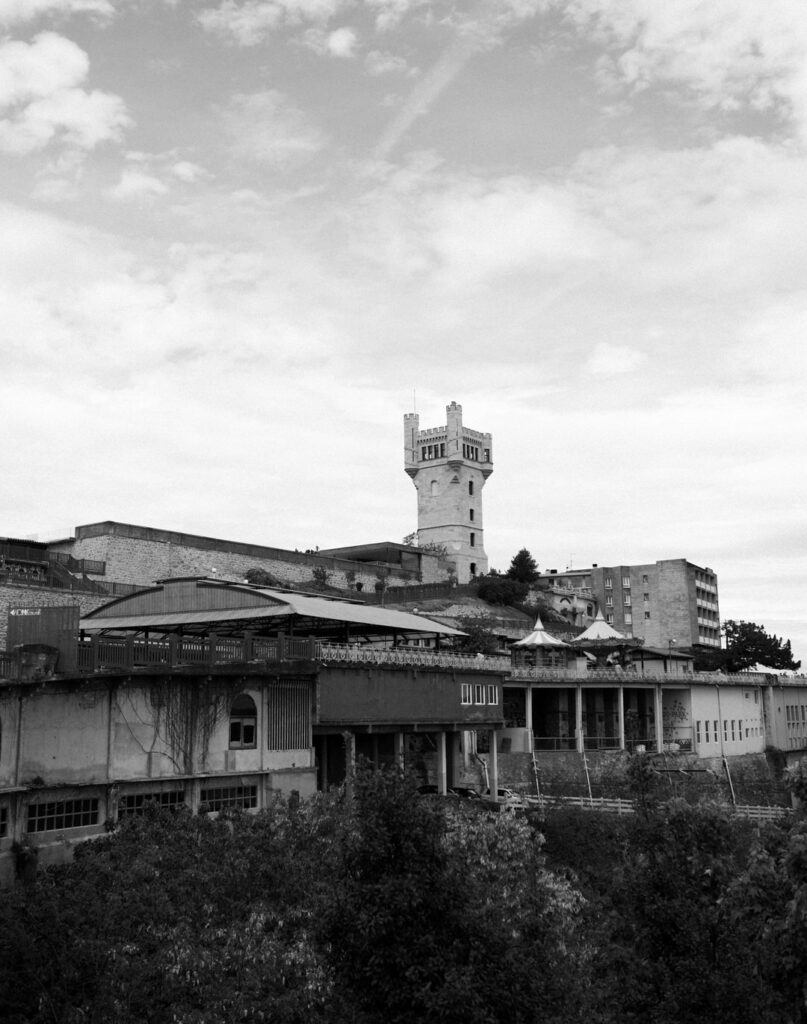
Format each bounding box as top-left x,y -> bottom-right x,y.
483,787 -> 523,806
448,786 -> 482,800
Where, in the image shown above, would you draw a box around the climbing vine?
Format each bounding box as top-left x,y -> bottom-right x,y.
149,676 -> 245,774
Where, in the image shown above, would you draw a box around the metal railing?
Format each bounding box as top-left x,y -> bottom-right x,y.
508,665 -> 771,685
316,643 -> 510,672
74,634 -> 318,673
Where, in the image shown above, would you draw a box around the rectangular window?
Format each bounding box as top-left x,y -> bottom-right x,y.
0,806 -> 6,837
642,574 -> 649,584
738,719 -> 743,738
428,445 -> 433,459
119,789 -> 185,817
624,594 -> 632,606
606,595 -> 613,607
469,508 -> 474,521
714,720 -> 718,740
696,721 -> 701,744
622,577 -> 631,588
604,577 -> 612,589
644,611 -> 651,620
229,717 -> 256,749
705,721 -> 710,742
723,720 -> 728,742
470,532 -> 475,547
440,443 -> 445,457
643,593 -> 649,603
624,612 -> 632,624
606,614 -> 614,624
487,684 -> 498,705
200,785 -> 258,813
483,448 -> 490,461
474,684 -> 485,705
421,447 -> 426,460
731,720 -> 736,741
27,798 -> 99,833
461,683 -> 472,705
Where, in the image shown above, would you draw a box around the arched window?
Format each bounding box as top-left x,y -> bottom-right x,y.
229,694 -> 257,749
430,480 -> 439,496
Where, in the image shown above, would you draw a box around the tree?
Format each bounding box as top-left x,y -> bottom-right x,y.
724,620 -> 801,672
506,548 -> 540,584
476,572 -> 529,606
449,615 -> 502,654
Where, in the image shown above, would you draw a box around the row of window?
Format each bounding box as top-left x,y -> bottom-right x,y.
786,705 -> 807,725
421,442 -> 446,460
21,784 -> 262,835
461,683 -> 499,706
462,444 -> 490,462
695,719 -> 759,744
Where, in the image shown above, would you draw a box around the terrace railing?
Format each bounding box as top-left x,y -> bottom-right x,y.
316,644 -> 511,673
509,665 -> 771,686
74,634 -> 317,673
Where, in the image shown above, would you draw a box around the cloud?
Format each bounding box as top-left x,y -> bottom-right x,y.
198,0 -> 348,45
0,0 -> 113,26
106,168 -> 170,201
0,32 -> 130,155
556,0 -> 807,138
302,24 -> 358,58
583,342 -> 647,376
220,90 -> 328,165
364,0 -> 429,32
364,49 -> 412,76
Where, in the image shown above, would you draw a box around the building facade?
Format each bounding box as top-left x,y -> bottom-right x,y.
404,402 -> 492,583
549,559 -> 721,650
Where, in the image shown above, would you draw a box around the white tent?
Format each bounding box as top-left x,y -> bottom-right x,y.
512,614 -> 569,649
572,610 -> 629,644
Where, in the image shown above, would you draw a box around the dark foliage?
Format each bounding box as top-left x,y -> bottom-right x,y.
506,548 -> 540,584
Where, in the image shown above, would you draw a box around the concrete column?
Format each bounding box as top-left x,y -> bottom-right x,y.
489,730 -> 499,797
394,731 -> 405,774
525,685 -> 533,752
575,684 -> 584,753
344,732 -> 356,800
436,731 -> 447,794
618,686 -> 625,750
655,684 -> 664,753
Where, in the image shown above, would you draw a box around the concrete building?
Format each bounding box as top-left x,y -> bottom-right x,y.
404,402 -> 492,584
0,578 -> 507,885
546,559 -> 721,651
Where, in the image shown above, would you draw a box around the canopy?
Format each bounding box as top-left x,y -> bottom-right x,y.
512,615 -> 569,649
571,610 -> 632,646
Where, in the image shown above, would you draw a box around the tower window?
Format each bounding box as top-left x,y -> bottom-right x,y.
470,532 -> 475,547
469,508 -> 474,521
470,562 -> 477,576
468,481 -> 474,495
431,480 -> 438,496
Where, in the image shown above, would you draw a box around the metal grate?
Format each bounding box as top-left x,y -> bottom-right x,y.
267,680 -> 310,750
118,790 -> 186,817
199,785 -> 257,812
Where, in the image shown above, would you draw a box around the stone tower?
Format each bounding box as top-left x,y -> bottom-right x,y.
404,401 -> 493,583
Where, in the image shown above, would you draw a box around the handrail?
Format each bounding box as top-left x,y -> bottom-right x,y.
316,643 -> 511,672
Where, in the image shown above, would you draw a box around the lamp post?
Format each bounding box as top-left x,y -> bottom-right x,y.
667,638 -> 676,674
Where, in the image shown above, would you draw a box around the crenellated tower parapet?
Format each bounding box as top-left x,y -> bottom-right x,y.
403,402 -> 492,583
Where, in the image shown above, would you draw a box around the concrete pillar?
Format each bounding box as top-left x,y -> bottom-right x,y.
344,732 -> 356,800
655,685 -> 664,753
525,685 -> 533,752
618,686 -> 625,750
436,731 -> 447,794
575,684 -> 584,753
394,731 -> 405,774
489,730 -> 499,797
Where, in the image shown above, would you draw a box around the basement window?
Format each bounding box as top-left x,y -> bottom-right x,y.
200,785 -> 258,813
27,798 -> 99,833
229,694 -> 257,748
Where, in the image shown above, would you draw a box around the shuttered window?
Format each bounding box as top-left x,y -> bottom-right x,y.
267,679 -> 310,750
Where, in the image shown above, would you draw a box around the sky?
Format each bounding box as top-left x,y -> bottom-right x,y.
1,0 -> 806,664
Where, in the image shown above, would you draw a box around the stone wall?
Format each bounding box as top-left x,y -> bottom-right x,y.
64,522 -> 425,593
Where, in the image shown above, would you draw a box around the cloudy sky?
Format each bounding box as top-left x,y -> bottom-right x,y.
2,0 -> 806,662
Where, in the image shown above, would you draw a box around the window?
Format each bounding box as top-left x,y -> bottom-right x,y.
643,593 -> 649,603
440,443 -> 445,457
431,480 -> 439,496
474,684 -> 485,705
119,789 -> 185,817
604,577 -> 613,589
644,611 -> 651,620
267,680 -> 309,750
28,798 -> 99,833
469,508 -> 474,521
469,562 -> 477,576
470,532 -> 475,547
229,694 -> 257,748
606,595 -> 613,607
483,448 -> 490,461
606,614 -> 614,624
487,685 -> 498,705
723,720 -> 728,742
696,721 -> 701,744
731,720 -> 736,741
200,785 -> 258,813
624,612 -> 632,624
622,577 -> 631,588
705,721 -> 710,742
0,806 -> 6,838
468,481 -> 474,495
624,594 -> 631,606
642,574 -> 649,584
461,683 -> 472,705
714,720 -> 718,740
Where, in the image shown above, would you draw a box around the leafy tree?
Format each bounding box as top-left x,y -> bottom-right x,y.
476,571 -> 529,606
449,614 -> 502,654
506,547 -> 540,584
724,620 -> 801,672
